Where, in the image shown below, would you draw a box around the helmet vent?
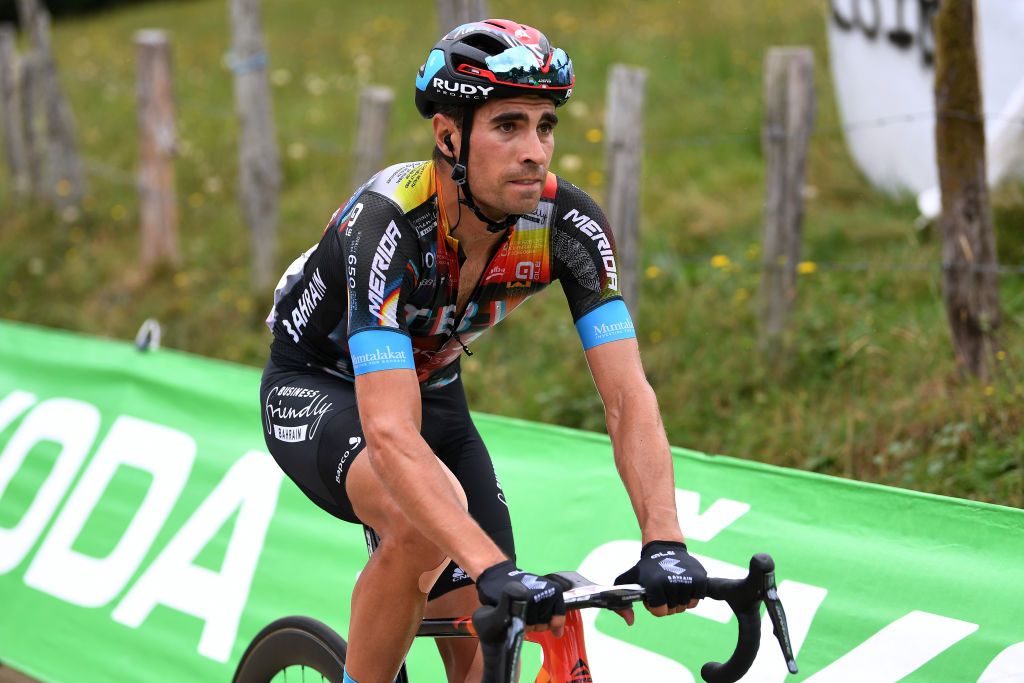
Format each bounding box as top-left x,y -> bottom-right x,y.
462,32 -> 508,56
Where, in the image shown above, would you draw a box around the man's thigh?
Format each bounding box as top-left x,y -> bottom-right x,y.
422,382 -> 515,601
261,361 -> 366,522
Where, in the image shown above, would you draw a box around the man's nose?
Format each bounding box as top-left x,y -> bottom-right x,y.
520,131 -> 546,167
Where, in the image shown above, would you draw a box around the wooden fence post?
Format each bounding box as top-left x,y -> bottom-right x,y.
934,0 -> 1001,380
605,64 -> 647,314
435,0 -> 489,34
135,30 -> 179,268
229,0 -> 281,290
759,47 -> 815,362
18,48 -> 43,196
0,25 -> 31,198
352,85 -> 393,189
18,0 -> 85,208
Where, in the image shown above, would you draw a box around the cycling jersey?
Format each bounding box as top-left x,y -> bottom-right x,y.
266,160 -> 635,388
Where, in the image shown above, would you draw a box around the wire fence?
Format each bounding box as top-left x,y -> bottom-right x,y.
6,73 -> 1023,278
53,105 -> 1023,260
56,107 -> 1024,182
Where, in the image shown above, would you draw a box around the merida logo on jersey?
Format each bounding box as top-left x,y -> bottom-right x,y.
368,221 -> 402,325
593,320 -> 634,339
351,346 -> 408,365
433,78 -> 494,99
562,209 -> 618,291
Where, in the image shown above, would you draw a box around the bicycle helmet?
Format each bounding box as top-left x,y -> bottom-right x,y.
414,20 -> 575,232
415,19 -> 575,117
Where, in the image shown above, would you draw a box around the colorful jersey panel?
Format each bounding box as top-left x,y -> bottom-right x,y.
267,160 -> 634,388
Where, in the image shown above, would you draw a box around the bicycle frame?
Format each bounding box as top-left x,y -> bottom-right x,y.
366,525 -> 607,683
363,526 -> 798,683
415,605 -> 593,683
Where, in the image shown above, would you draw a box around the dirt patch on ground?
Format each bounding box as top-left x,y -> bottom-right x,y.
0,666 -> 38,683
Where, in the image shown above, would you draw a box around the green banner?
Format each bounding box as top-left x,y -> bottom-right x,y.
0,319 -> 1022,682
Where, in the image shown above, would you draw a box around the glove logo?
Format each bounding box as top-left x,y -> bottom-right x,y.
521,574 -> 548,590
659,558 -> 688,575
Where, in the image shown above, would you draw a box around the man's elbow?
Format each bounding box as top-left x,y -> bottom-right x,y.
362,418 -> 418,469
604,378 -> 659,425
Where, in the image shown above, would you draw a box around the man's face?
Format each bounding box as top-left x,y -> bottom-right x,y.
464,96 -> 558,219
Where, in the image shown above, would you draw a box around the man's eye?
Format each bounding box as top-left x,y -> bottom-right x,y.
539,124 -> 554,134
499,122 -> 515,132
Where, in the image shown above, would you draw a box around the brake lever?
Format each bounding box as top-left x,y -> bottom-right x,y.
701,554 -> 799,683
762,565 -> 799,674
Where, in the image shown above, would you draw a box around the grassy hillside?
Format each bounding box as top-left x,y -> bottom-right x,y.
0,0 -> 1021,506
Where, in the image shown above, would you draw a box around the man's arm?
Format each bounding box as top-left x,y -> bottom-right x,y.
355,367 -> 506,579
584,337 -> 684,546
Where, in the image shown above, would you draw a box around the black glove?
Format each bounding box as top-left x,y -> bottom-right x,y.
476,560 -> 566,626
614,540 -> 708,609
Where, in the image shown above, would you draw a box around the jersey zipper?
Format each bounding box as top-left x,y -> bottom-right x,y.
446,230 -> 513,357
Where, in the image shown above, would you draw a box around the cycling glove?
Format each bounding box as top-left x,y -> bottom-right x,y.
476,560 -> 566,625
614,540 -> 708,608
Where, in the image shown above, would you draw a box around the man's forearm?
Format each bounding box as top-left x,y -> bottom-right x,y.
367,425 -> 506,578
606,384 -> 685,545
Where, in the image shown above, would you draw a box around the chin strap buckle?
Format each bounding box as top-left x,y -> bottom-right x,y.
451,163 -> 468,185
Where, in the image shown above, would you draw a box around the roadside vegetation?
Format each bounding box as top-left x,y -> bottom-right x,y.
1,0 -> 1021,506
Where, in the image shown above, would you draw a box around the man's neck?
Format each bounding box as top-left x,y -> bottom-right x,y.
436,163 -> 507,255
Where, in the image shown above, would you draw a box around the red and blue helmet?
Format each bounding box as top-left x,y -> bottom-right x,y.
415,19 -> 575,118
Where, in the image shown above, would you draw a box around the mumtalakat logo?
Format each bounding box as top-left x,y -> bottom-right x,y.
351,346 -> 408,366
592,320 -> 634,340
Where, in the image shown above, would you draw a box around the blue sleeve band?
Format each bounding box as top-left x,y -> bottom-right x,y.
575,299 -> 636,350
349,329 -> 415,375
343,669 -> 359,683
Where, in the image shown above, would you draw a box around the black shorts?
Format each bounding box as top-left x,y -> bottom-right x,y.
260,358 -> 514,600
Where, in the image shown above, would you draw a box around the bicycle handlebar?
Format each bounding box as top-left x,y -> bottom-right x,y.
473,584 -> 530,683
472,553 -> 798,683
701,553 -> 798,683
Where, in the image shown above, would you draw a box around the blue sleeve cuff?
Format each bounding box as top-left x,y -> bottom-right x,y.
575,299 -> 636,350
349,329 -> 415,375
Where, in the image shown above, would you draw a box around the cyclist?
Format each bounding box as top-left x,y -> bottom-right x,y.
260,19 -> 707,683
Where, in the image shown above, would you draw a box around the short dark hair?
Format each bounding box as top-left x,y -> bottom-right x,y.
433,103 -> 466,129
431,104 -> 466,163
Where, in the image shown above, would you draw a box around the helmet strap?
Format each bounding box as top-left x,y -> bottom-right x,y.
447,107 -> 519,234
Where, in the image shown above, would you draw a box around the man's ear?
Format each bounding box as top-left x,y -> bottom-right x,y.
432,115 -> 460,154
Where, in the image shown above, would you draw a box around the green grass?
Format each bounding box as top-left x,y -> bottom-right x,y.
1,0 -> 1021,507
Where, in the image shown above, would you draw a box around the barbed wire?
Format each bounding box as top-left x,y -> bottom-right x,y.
12,91 -> 1022,281
54,149 -> 1024,279
62,68 -> 1024,151
672,256 -> 1024,276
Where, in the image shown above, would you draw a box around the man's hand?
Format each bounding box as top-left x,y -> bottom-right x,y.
476,560 -> 566,637
615,540 -> 707,618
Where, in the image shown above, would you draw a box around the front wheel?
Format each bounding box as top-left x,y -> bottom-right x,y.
233,616 -> 349,683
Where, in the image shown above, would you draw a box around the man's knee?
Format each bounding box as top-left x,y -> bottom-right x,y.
350,450 -> 469,593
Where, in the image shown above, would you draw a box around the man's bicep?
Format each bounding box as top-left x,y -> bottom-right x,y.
354,363 -> 422,437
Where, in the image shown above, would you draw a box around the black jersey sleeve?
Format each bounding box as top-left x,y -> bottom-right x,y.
341,192 -> 422,372
551,178 -> 637,349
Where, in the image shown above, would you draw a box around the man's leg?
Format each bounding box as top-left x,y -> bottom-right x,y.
344,449 -> 467,683
425,585 -> 484,683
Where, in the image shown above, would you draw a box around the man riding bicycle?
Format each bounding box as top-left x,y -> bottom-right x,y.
260,19 -> 708,683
